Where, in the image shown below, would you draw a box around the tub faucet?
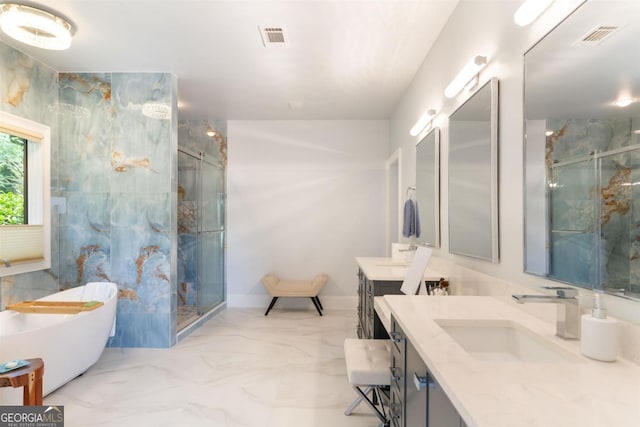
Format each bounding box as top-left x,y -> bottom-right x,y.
512,286 -> 580,340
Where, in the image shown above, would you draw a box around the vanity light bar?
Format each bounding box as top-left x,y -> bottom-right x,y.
514,0 -> 554,27
444,55 -> 488,99
409,108 -> 437,137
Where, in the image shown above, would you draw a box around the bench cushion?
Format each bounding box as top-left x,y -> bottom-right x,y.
261,274 -> 328,297
344,338 -> 390,386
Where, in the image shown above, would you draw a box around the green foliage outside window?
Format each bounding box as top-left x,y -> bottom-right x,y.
0,132 -> 26,224
0,192 -> 24,224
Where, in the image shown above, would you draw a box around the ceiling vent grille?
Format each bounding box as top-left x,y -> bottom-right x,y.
577,25 -> 620,45
259,26 -> 287,47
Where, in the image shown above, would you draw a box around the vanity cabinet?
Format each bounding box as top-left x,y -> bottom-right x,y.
390,315 -> 467,427
357,268 -> 404,339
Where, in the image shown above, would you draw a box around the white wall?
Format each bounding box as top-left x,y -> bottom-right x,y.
227,120 -> 388,309
389,0 -> 640,326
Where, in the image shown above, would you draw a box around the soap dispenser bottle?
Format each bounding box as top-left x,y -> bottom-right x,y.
581,293 -> 618,362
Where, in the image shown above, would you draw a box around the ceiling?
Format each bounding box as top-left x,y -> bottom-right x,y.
0,0 -> 459,121
525,0 -> 640,120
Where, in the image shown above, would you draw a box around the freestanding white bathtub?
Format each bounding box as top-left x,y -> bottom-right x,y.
0,282 -> 117,404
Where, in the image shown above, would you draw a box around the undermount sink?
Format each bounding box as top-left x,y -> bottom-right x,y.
434,318 -> 581,363
375,261 -> 410,267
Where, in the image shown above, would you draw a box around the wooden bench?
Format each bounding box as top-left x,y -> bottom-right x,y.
261,274 -> 328,316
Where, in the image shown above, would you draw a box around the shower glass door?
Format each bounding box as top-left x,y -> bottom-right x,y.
177,149 -> 199,329
198,157 -> 225,314
177,148 -> 225,330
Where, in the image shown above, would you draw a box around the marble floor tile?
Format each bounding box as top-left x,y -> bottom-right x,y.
45,308 -> 381,427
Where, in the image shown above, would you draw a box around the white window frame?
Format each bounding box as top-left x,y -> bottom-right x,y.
0,111 -> 51,277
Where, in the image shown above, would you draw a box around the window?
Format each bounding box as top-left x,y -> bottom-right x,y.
0,132 -> 27,225
0,111 -> 50,276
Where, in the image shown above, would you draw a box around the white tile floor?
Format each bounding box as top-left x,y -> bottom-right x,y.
45,308 -> 380,427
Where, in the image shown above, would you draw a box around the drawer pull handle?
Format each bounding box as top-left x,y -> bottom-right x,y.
389,367 -> 402,381
390,332 -> 404,343
413,373 -> 434,391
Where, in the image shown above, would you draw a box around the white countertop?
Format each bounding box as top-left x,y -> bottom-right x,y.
373,296 -> 392,332
356,257 -> 443,282
382,295 -> 640,427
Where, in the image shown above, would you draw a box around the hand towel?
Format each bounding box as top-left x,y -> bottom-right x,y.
402,199 -> 415,237
414,200 -> 421,238
402,199 -> 422,238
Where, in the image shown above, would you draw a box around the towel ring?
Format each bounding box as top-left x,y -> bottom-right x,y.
406,186 -> 416,198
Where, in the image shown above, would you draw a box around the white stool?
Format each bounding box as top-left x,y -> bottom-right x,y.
343,338 -> 390,426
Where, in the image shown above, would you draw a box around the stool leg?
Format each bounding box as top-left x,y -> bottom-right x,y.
314,296 -> 324,311
34,375 -> 43,405
23,371 -> 42,406
264,297 -> 278,316
310,297 -> 323,316
345,386 -> 371,415
352,386 -> 386,423
373,387 -> 389,426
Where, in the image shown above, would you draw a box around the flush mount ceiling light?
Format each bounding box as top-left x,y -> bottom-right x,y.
409,108 -> 437,137
514,0 -> 554,27
142,102 -> 171,120
0,3 -> 72,50
444,55 -> 488,99
614,97 -> 635,108
48,102 -> 89,119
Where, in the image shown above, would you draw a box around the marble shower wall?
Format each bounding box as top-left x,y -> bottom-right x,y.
0,38 -> 195,348
178,120 -> 227,162
0,43 -> 59,308
547,118 -> 640,294
58,72 -> 178,348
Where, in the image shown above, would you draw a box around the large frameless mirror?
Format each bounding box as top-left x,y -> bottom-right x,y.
448,77 -> 499,262
415,127 -> 440,248
523,1 -> 640,299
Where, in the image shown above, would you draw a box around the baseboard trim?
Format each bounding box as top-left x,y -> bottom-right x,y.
227,294 -> 357,310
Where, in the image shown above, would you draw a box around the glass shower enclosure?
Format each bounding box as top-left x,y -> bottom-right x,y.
177,147 -> 225,331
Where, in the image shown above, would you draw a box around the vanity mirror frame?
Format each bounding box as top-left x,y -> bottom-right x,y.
415,127 -> 440,248
448,77 -> 499,263
522,0 -> 640,300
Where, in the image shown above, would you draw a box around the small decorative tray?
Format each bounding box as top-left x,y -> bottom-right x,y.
7,300 -> 103,314
0,359 -> 29,374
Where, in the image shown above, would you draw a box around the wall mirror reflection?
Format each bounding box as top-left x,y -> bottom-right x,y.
523,1 -> 640,299
415,127 -> 440,248
449,77 -> 499,262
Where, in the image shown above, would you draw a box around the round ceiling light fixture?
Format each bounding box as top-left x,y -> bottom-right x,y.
142,102 -> 171,120
0,3 -> 72,50
614,97 -> 635,108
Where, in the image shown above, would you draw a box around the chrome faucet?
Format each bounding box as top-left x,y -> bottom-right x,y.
398,244 -> 417,252
512,286 -> 580,339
